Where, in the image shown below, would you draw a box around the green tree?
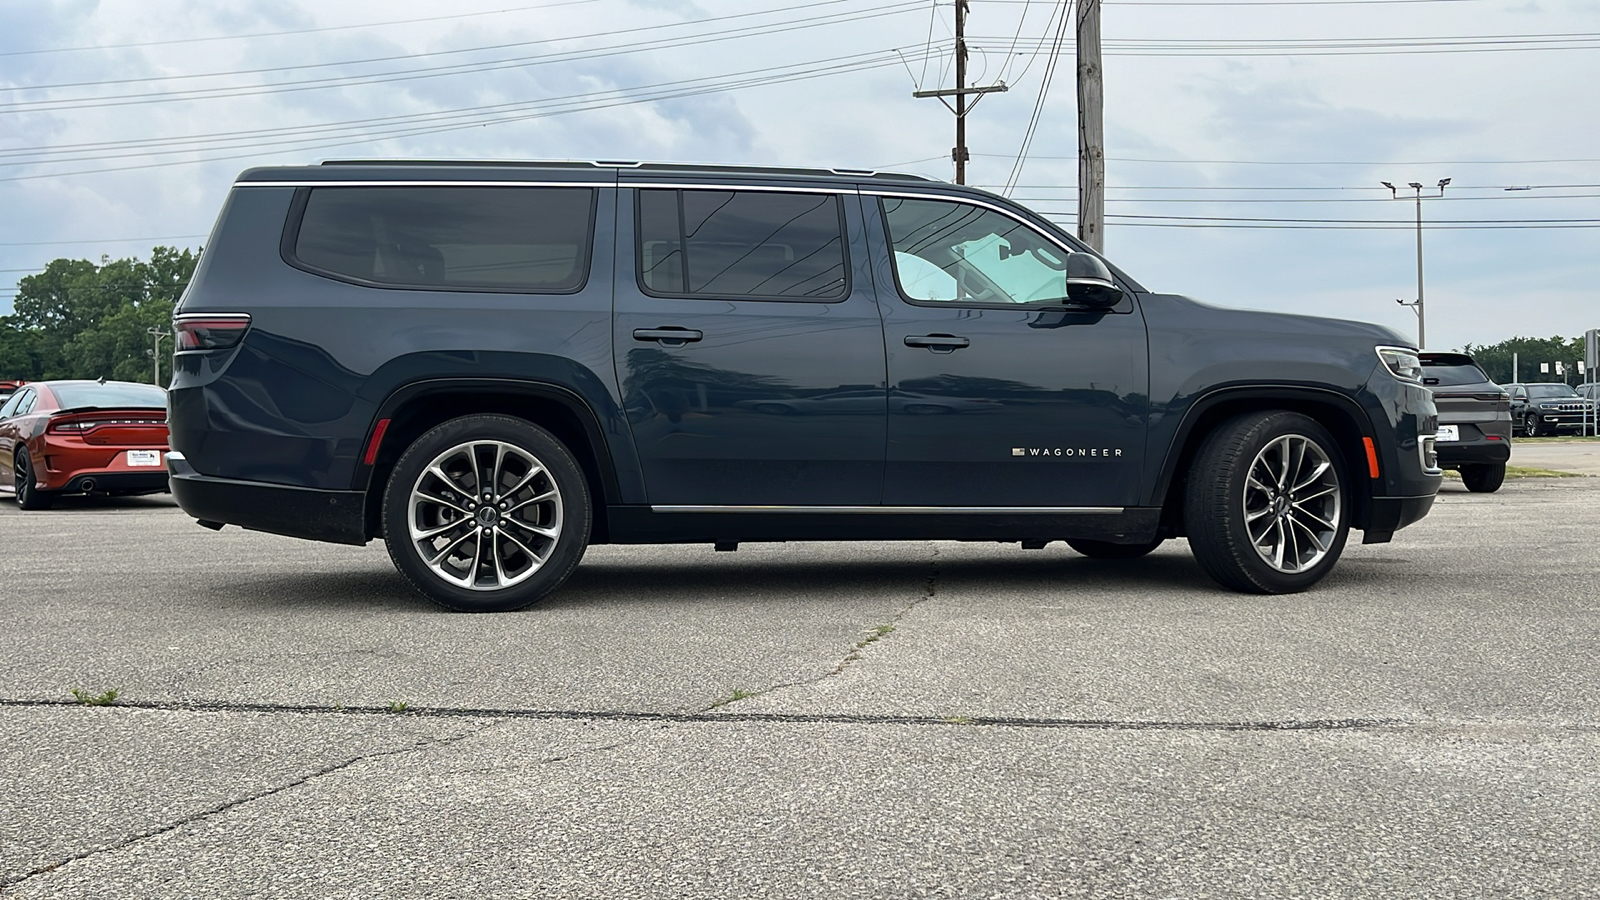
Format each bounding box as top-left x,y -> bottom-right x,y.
0,246 -> 198,383
1461,334 -> 1586,385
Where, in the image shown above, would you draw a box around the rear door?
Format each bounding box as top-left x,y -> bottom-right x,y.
612,181 -> 887,506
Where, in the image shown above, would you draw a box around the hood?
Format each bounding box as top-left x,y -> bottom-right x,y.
1148,294 -> 1412,346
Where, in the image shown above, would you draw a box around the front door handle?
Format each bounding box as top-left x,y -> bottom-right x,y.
904,334 -> 971,352
633,327 -> 704,346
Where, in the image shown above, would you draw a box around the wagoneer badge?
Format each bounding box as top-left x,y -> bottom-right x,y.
1013,447 -> 1124,457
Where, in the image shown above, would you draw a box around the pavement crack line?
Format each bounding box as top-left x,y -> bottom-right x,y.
703,542 -> 942,711
0,723 -> 493,892
0,698 -> 1417,731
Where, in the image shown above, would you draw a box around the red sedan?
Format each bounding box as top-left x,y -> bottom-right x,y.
0,380 -> 170,510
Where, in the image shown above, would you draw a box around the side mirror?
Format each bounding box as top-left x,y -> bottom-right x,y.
1064,253 -> 1124,308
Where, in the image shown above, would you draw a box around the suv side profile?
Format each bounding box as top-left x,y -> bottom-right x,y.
168,161 -> 1441,611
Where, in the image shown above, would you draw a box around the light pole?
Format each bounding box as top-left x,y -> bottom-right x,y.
146,326 -> 168,386
1381,178 -> 1449,348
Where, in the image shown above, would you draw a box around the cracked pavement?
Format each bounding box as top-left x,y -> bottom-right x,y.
1,478 -> 1597,897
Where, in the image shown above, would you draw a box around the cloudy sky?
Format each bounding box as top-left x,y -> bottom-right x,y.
1,0 -> 1596,353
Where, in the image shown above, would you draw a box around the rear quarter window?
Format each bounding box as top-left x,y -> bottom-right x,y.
287,186 -> 596,293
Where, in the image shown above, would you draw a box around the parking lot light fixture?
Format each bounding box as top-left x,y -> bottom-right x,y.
1382,178 -> 1449,348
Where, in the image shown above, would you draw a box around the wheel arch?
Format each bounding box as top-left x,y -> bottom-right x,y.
356,378 -> 622,543
1151,386 -> 1378,536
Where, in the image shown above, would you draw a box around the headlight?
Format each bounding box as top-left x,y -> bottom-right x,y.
1376,346 -> 1423,383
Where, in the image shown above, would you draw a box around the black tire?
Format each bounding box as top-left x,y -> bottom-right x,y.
14,448 -> 57,511
1523,415 -> 1541,438
1459,462 -> 1505,493
381,415 -> 591,612
1065,537 -> 1165,559
1184,411 -> 1350,594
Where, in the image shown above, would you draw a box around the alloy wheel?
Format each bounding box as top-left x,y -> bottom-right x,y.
1241,434 -> 1342,574
406,440 -> 564,591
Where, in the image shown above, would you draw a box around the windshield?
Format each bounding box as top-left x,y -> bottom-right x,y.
1526,384 -> 1578,399
51,382 -> 168,409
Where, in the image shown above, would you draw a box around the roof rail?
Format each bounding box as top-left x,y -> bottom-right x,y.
316,159 -> 935,182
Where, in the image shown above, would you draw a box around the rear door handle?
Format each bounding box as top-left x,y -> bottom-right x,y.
904,334 -> 971,352
633,327 -> 704,346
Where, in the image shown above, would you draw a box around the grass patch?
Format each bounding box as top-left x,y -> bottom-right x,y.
1515,435 -> 1600,443
1446,465 -> 1585,480
70,687 -> 120,706
385,700 -> 411,713
709,688 -> 757,709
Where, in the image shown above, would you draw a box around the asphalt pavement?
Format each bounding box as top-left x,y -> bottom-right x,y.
1510,438 -> 1600,475
1,477 -> 1597,898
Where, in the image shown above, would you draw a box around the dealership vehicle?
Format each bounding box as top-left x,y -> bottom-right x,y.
1419,352 -> 1511,492
167,160 -> 1441,611
0,380 -> 170,510
1506,383 -> 1592,436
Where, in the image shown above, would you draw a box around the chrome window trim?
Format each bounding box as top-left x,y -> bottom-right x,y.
651,505 -> 1124,515
624,182 -> 859,195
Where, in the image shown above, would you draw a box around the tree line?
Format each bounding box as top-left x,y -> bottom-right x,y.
1459,335 -> 1593,386
0,246 -> 1590,388
0,247 -> 198,384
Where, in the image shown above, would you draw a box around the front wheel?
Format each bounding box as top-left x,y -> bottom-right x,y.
14,448 -> 57,511
382,415 -> 591,612
1184,412 -> 1349,594
1066,538 -> 1165,559
1523,415 -> 1541,437
1459,462 -> 1505,493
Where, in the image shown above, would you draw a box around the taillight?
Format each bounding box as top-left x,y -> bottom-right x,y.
49,414 -> 167,434
174,313 -> 252,351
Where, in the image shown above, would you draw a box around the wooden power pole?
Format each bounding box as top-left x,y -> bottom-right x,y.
1076,0 -> 1104,251
914,0 -> 1007,185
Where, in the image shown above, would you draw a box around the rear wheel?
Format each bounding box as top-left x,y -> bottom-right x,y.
1184,412 -> 1349,594
1065,538 -> 1165,559
14,448 -> 57,511
382,415 -> 591,612
1459,462 -> 1505,493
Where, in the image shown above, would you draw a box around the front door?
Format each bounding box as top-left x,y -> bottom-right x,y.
612,184 -> 887,506
865,193 -> 1149,509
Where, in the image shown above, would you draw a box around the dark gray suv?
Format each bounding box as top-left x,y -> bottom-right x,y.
1419,352 -> 1511,492
167,160 -> 1441,611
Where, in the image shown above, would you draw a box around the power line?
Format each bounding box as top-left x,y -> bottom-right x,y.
3,0 -> 911,95
0,51 -> 917,183
974,153 -> 1600,165
0,0 -> 608,58
1002,1 -> 1073,195
0,2 -> 924,112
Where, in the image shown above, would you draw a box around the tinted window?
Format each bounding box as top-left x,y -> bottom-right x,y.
637,189 -> 847,300
293,186 -> 594,292
52,382 -> 167,409
1422,363 -> 1490,386
0,390 -> 25,419
881,196 -> 1073,305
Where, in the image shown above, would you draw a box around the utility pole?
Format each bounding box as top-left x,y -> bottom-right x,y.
913,0 -> 1006,184
146,326 -> 168,386
1077,0 -> 1104,252
1382,178 -> 1449,348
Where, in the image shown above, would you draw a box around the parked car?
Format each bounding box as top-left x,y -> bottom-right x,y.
1505,383 -> 1592,436
167,160 -> 1441,610
1418,352 -> 1511,492
0,380 -> 24,405
0,380 -> 170,510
